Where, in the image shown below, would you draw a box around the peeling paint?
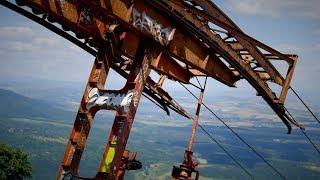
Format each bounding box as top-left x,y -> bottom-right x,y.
86,88 -> 134,110
131,8 -> 175,45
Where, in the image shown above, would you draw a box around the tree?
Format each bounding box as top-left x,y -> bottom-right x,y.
0,143 -> 32,180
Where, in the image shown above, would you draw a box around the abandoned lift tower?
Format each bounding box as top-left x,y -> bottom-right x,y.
4,0 -> 320,179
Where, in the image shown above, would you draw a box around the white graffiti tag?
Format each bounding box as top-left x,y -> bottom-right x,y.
86,88 -> 134,110
131,8 -> 175,45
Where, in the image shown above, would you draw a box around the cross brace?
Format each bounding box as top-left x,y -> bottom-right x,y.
57,40 -> 153,179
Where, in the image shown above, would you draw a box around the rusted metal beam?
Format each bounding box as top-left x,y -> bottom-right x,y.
186,0 -> 294,65
168,29 -> 238,86
240,53 -> 298,62
279,59 -> 298,104
96,40 -> 153,179
152,52 -> 191,83
178,0 -> 286,85
68,0 -> 238,87
123,0 -> 238,86
148,0 -> 297,132
189,69 -> 206,76
172,81 -> 206,180
1,0 -> 303,179
157,0 -> 277,100
57,48 -> 111,178
10,0 -> 192,119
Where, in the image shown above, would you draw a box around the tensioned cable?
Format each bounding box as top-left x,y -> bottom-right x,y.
195,76 -> 203,89
300,131 -> 320,154
283,106 -> 320,154
189,81 -> 202,90
179,82 -> 287,180
198,124 -> 254,179
290,87 -> 320,124
188,77 -> 253,179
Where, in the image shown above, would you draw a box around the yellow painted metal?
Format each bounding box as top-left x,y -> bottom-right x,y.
99,141 -> 117,173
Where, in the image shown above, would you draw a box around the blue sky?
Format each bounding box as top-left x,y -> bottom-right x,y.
0,0 -> 319,105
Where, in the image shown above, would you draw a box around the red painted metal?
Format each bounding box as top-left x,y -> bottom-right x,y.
0,0 -> 303,179
172,82 -> 206,180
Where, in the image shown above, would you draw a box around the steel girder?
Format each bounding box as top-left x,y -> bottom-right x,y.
0,0 -> 303,179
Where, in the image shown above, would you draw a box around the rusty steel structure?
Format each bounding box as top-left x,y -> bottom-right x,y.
1,0 -> 304,179
172,77 -> 206,180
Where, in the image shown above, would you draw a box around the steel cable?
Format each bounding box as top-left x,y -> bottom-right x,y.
180,82 -> 287,180
198,124 -> 254,179
188,77 -> 253,179
290,87 -> 320,124
283,106 -> 320,154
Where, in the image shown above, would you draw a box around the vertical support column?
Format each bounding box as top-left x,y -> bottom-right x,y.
279,58 -> 298,104
57,48 -> 112,179
96,41 -> 152,179
187,88 -> 204,152
172,78 -> 207,180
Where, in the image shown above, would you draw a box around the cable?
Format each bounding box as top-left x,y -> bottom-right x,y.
195,76 -> 203,89
189,81 -> 202,90
283,106 -> 320,154
179,82 -> 287,180
290,87 -> 320,124
300,131 -> 320,154
188,76 -> 253,179
198,124 -> 254,179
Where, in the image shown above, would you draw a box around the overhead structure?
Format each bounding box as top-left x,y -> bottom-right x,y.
1,0 -> 304,179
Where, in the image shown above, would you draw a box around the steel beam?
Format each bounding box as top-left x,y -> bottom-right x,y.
149,0 -> 296,131
78,0 -> 239,86
157,0 -> 277,101
151,52 -> 191,83
279,59 -> 298,104
96,41 -> 153,179
180,0 -> 285,85
57,48 -> 111,178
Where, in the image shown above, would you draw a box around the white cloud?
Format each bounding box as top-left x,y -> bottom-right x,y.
227,0 -> 320,19
0,35 -> 82,54
0,26 -> 35,39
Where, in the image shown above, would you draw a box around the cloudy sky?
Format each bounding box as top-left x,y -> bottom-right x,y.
0,0 -> 319,105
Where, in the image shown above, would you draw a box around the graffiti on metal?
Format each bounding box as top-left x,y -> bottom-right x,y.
131,8 -> 175,45
86,88 -> 134,110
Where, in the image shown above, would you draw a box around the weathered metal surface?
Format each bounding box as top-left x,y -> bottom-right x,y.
172,81 -> 205,180
57,48 -> 111,178
177,0 -> 285,85
187,89 -> 205,152
151,52 -> 191,83
1,0 -> 302,179
97,41 -> 153,179
152,0 -> 298,131
279,59 -> 298,104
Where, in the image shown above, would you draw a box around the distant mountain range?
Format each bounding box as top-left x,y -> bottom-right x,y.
0,79 -> 319,179
0,88 -> 73,122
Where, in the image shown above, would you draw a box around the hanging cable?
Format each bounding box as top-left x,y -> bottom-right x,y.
198,124 -> 254,179
189,81 -> 202,90
179,82 -> 287,180
186,76 -> 253,179
300,131 -> 320,154
195,76 -> 203,89
290,87 -> 320,124
283,106 -> 320,154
